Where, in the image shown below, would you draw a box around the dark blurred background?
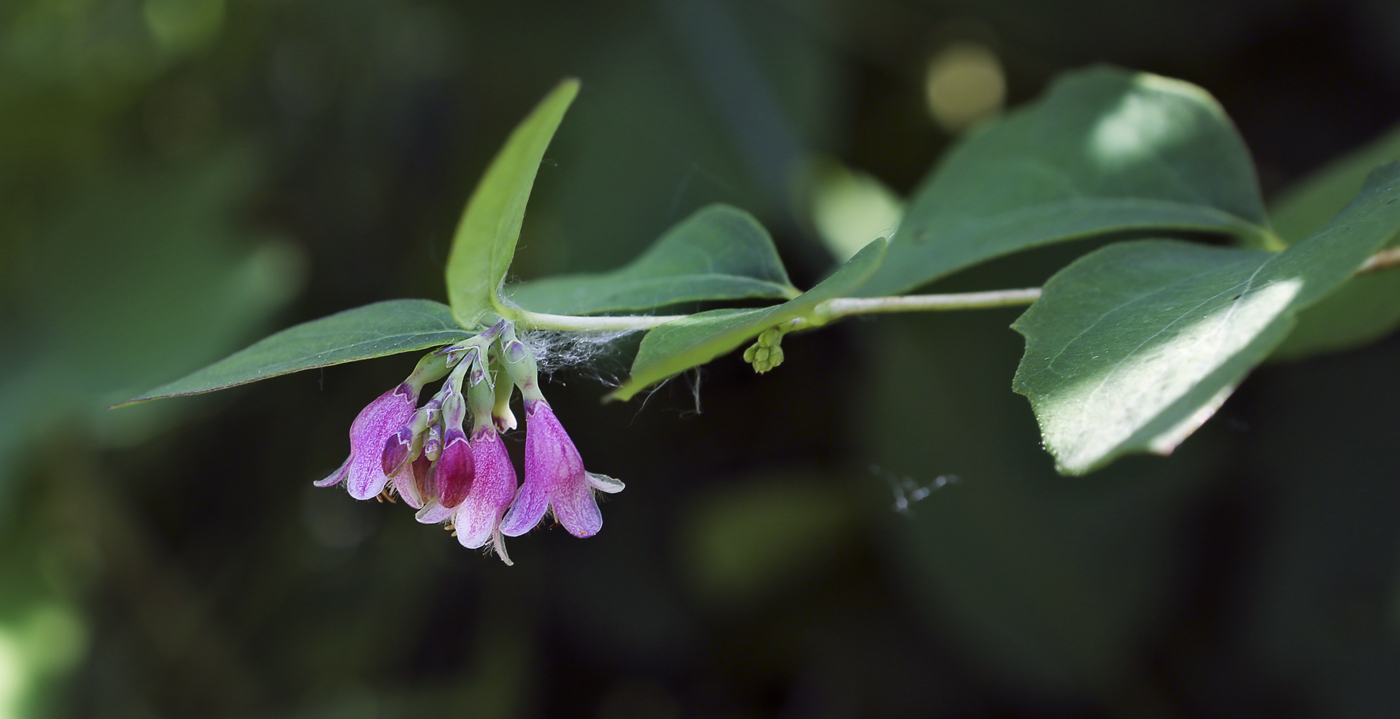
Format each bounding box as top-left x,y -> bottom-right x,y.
4,0 -> 1400,717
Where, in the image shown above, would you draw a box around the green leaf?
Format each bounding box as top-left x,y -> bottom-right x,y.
1268,123 -> 1400,360
445,79 -> 579,328
119,299 -> 471,405
860,65 -> 1273,297
503,204 -> 799,314
608,238 -> 887,402
1012,163 -> 1400,474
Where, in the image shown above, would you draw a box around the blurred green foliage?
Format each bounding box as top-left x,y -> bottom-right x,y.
4,0 -> 1400,717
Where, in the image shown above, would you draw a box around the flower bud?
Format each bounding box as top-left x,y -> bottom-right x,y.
423,423 -> 443,461
452,429 -> 518,563
743,325 -> 788,375
431,429 -> 475,509
493,374 -> 518,433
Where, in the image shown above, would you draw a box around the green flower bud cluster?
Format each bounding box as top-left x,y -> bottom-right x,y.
742,327 -> 787,374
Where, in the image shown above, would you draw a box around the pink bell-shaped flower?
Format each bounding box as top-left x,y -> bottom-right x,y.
500,399 -> 623,538
315,352 -> 451,501
315,383 -> 418,500
451,428 -> 518,563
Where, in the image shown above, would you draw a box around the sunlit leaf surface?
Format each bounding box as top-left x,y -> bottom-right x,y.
1013,163 -> 1400,474
861,66 -> 1270,297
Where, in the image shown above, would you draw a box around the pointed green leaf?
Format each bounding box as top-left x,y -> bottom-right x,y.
1268,123 -> 1400,360
860,66 -> 1273,297
609,238 -> 888,402
119,299 -> 471,405
446,79 -> 579,328
1012,163 -> 1400,474
504,204 -> 799,315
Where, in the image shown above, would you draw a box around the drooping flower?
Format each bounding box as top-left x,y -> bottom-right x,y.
430,426 -> 475,509
315,382 -> 419,500
452,428 -> 518,563
499,398 -> 624,538
316,352 -> 452,500
454,363 -> 517,561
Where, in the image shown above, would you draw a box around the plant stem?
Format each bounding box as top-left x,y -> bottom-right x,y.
815,287 -> 1043,320
511,309 -> 688,332
510,245 -> 1400,332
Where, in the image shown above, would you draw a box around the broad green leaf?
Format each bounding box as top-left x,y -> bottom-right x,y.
503,204 -> 799,314
445,79 -> 579,328
1268,123 -> 1400,360
860,65 -> 1273,297
1013,163 -> 1400,474
609,238 -> 888,402
119,299 -> 471,405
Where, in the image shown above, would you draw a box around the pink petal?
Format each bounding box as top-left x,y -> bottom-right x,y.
315,456 -> 350,487
380,426 -> 415,478
523,402 -> 585,490
415,501 -> 453,524
551,473 -> 603,538
392,456 -> 433,509
586,472 -> 625,494
345,384 -> 417,500
433,431 -> 475,509
453,432 -> 517,549
499,478 -> 548,537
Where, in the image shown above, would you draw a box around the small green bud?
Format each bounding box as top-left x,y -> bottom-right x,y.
754,359 -> 772,373
743,345 -> 757,363
754,347 -> 770,363
769,346 -> 784,367
758,328 -> 782,348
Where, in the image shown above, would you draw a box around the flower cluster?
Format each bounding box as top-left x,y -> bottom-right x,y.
315,322 -> 623,564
